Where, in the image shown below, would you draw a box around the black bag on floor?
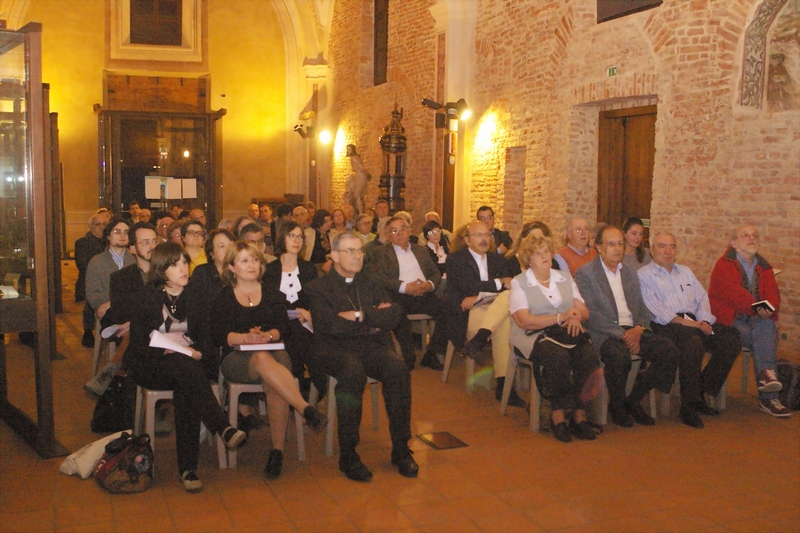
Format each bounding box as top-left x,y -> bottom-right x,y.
93,432 -> 154,493
91,371 -> 136,433
776,359 -> 800,411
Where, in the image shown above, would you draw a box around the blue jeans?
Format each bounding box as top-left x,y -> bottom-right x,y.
731,315 -> 778,400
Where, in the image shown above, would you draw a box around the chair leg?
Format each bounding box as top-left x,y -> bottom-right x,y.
594,379 -> 609,425
465,356 -> 475,393
369,381 -> 380,431
133,386 -> 144,435
211,383 -> 227,469
325,376 -> 337,457
227,388 -> 241,468
91,320 -> 102,377
308,383 -> 319,408
144,392 -> 157,441
500,358 -> 517,415
441,341 -> 455,383
529,371 -> 541,433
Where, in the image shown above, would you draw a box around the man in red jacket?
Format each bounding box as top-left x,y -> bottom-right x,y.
708,225 -> 788,417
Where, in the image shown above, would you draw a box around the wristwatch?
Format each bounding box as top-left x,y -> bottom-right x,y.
354,311 -> 362,321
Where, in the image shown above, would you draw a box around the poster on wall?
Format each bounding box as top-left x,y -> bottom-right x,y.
598,0 -> 663,23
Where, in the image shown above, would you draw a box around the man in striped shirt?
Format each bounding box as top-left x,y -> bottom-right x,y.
638,231 -> 741,429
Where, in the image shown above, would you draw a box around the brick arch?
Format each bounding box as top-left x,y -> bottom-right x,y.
740,0 -> 789,107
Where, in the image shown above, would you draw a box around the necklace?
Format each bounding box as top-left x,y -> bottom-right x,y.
344,281 -> 363,320
165,292 -> 180,315
237,285 -> 259,307
535,276 -> 551,286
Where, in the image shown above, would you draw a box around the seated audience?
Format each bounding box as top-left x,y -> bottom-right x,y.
75,213 -> 107,347
124,242 -> 246,493
166,220 -> 184,245
418,211 -> 452,244
422,220 -> 448,275
355,213 -> 377,245
305,209 -> 332,266
233,216 -> 255,237
371,199 -> 389,233
307,232 -> 416,482
189,208 -> 207,227
263,222 -> 327,394
239,223 -> 277,263
367,216 -> 449,370
477,206 -> 512,253
214,241 -> 326,479
509,234 -> 600,443
574,225 -> 678,428
622,217 -> 652,271
154,213 -> 174,243
86,217 -> 136,322
708,224 -> 789,417
555,217 -> 597,274
181,220 -> 208,275
138,208 -> 152,224
638,231 -> 742,428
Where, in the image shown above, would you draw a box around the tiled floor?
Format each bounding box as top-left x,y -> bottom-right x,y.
0,261 -> 798,532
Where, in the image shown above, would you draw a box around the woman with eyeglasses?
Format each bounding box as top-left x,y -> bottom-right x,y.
214,241 -> 326,479
124,242 -> 246,493
422,220 -> 449,275
181,221 -> 207,275
264,222 -> 328,397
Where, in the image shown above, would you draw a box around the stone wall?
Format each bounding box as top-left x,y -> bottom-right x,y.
327,0 -> 799,356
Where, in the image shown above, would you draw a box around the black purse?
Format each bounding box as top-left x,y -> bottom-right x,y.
540,324 -> 591,346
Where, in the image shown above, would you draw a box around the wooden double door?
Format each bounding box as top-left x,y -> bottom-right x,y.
597,105 -> 657,230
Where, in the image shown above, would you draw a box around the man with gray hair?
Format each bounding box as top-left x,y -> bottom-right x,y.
555,217 -> 597,275
75,213 -> 108,347
709,225 -> 788,417
307,231 -> 417,481
638,231 -> 741,428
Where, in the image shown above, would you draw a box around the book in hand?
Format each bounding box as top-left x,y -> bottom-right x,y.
233,342 -> 286,351
751,300 -> 775,313
474,291 -> 499,307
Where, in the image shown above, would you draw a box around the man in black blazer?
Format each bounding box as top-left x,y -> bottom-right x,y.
307,231 -> 417,482
574,225 -> 679,428
477,206 -> 513,254
367,216 -> 448,370
74,213 -> 107,347
445,221 -> 526,406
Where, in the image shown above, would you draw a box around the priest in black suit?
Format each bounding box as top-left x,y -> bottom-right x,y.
366,216 -> 448,370
307,231 -> 417,482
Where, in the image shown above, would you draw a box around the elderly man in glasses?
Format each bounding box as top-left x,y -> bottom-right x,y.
75,214 -> 109,347
555,217 -> 597,275
709,225 -> 788,417
307,231 -> 416,482
367,216 -> 449,370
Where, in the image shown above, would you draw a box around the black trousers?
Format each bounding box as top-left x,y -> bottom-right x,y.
83,301 -> 95,331
321,341 -> 411,458
599,331 -> 679,410
650,322 -> 741,404
394,292 -> 448,364
132,353 -> 229,474
533,337 -> 600,412
285,319 -> 329,394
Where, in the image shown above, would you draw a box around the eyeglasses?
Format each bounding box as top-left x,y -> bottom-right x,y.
286,233 -> 305,241
137,239 -> 158,246
427,229 -> 442,236
111,228 -> 129,235
90,221 -> 105,227
469,232 -> 491,238
159,223 -> 170,228
478,214 -> 494,221
186,230 -> 206,237
573,228 -> 589,234
336,248 -> 365,255
389,227 -> 408,235
739,231 -> 760,240
604,240 -> 624,248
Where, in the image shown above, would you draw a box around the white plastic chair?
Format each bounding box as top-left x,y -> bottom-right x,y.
310,375 -> 380,457
441,341 -> 476,392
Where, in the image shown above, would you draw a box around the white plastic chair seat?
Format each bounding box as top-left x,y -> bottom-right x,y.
134,382 -> 227,469
222,378 -> 306,467
500,348 -> 540,431
441,341 -> 477,392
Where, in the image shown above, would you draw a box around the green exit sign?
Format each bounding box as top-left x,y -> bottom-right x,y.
607,66 -> 617,77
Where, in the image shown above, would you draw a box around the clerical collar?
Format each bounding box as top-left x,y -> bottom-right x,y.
345,277 -> 354,283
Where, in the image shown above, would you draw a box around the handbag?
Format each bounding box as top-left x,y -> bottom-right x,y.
93,432 -> 154,493
540,324 -> 591,347
90,371 -> 136,433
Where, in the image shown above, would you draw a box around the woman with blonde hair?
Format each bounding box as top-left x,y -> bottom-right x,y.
213,241 -> 326,479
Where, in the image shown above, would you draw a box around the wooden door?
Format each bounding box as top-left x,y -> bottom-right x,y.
597,105 -> 656,228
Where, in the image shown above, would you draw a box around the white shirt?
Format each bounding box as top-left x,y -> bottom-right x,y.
468,248 -> 502,290
601,260 -> 634,327
428,241 -> 447,264
509,269 -> 583,314
280,266 -> 301,304
392,244 -> 431,294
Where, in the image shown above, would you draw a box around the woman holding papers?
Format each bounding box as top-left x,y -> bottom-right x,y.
508,234 -> 600,444
263,222 -> 327,397
214,241 -> 326,479
125,242 -> 247,493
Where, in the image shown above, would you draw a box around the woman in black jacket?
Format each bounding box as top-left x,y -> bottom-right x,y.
263,222 -> 327,395
124,242 -> 245,493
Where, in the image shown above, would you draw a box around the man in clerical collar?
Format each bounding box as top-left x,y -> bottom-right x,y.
574,225 -> 678,428
709,225 -> 788,417
554,217 -> 597,275
367,216 -> 449,370
307,231 -> 417,482
638,231 -> 741,428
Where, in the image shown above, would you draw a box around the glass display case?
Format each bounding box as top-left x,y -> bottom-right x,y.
0,23 -> 66,458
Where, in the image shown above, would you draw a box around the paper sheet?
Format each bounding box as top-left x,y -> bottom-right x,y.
149,330 -> 194,357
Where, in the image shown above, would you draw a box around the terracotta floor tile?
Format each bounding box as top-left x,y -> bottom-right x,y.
218,484 -> 279,510
346,506 -> 417,532
170,508 -> 235,532
163,491 -> 226,515
471,509 -> 544,532
55,504 -> 114,530
0,509 -> 55,532
293,514 -> 360,533
449,493 -> 513,520
421,518 -> 482,533
280,494 -> 341,521
225,502 -> 291,528
114,515 -> 177,533
526,501 -> 591,531
57,523 -> 116,533
399,500 -> 465,526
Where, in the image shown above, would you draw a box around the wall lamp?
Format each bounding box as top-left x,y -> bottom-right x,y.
294,124 -> 315,139
421,97 -> 471,128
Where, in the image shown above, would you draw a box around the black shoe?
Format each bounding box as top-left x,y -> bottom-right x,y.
405,358 -> 416,371
303,405 -> 327,430
626,401 -> 656,426
420,351 -> 444,370
693,400 -> 720,416
569,419 -> 597,440
222,426 -> 247,450
679,406 -> 704,429
180,470 -> 203,493
339,453 -> 373,482
463,337 -> 490,364
551,420 -> 572,443
391,448 -> 419,478
81,330 -> 95,348
609,405 -> 634,428
264,449 -> 283,479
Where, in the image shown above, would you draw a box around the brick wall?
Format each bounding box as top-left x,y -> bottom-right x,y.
327,0 -> 799,356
